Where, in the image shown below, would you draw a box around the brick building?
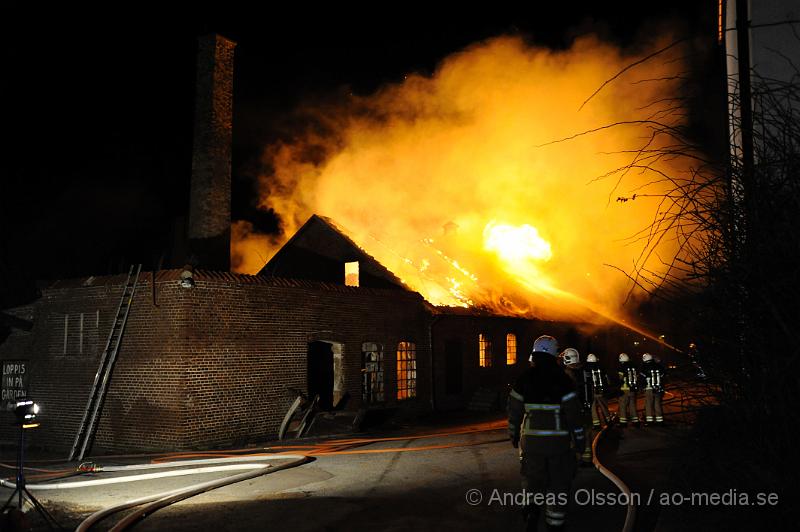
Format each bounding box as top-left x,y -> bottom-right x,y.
0,268 -> 437,451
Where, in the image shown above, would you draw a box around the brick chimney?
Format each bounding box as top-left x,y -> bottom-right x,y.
187,34 -> 236,271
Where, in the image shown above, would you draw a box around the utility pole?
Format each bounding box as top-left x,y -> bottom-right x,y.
733,0 -> 756,391
735,0 -> 754,200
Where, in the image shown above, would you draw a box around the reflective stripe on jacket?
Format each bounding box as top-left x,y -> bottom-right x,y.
619,363 -> 638,392
522,393 -> 572,436
640,362 -> 666,392
509,385 -> 585,455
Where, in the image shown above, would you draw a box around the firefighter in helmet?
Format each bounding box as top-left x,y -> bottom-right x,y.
509,335 -> 585,531
640,353 -> 666,424
560,347 -> 593,464
617,353 -> 640,427
585,353 -> 611,429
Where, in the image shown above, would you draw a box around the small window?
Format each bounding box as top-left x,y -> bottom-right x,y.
362,343 -> 385,403
55,311 -> 100,356
396,341 -> 417,400
345,261 -> 360,287
479,333 -> 492,368
506,333 -> 517,365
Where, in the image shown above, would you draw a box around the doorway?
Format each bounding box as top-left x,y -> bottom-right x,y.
307,340 -> 345,410
308,341 -> 334,410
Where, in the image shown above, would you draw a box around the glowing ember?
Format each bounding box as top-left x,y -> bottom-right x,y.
446,277 -> 474,308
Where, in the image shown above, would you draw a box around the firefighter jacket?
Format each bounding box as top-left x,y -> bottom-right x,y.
618,362 -> 639,392
585,360 -> 608,395
564,364 -> 591,411
508,353 -> 586,456
640,361 -> 666,393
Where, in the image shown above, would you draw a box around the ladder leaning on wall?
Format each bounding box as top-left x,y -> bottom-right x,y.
68,264 -> 141,461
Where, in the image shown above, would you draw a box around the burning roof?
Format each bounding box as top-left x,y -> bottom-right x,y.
236,34 -> 697,332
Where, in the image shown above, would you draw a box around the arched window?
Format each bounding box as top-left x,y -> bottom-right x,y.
396,341 -> 417,400
506,333 -> 517,365
479,334 -> 492,368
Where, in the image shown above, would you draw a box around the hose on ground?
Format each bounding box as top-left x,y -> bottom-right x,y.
592,425 -> 635,532
76,454 -> 310,532
0,454 -> 309,531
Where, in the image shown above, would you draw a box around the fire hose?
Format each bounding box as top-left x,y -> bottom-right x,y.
0,454 -> 309,531
589,380 -> 712,532
592,426 -> 636,532
1,412 -> 701,531
0,422 -> 506,529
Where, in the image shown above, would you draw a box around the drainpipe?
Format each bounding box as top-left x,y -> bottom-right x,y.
152,254 -> 163,307
428,314 -> 442,411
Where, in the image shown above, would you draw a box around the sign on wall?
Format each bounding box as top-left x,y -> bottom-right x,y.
1,360 -> 29,410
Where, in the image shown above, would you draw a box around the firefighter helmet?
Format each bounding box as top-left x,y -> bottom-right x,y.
586,353 -> 598,363
619,353 -> 629,363
562,348 -> 580,366
642,353 -> 653,362
532,335 -> 559,356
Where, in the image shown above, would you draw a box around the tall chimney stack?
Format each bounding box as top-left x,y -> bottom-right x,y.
188,34 -> 236,271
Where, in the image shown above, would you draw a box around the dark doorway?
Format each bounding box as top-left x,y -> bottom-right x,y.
445,339 -> 463,395
308,341 -> 334,410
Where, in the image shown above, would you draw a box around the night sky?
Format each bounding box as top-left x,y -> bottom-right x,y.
1,2 -> 718,305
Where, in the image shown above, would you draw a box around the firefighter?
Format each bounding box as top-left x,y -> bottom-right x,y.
509,335 -> 585,531
585,353 -> 611,429
640,353 -> 666,424
617,353 -> 640,427
560,348 -> 593,464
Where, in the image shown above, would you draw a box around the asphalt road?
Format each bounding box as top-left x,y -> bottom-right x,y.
2,418 -> 629,532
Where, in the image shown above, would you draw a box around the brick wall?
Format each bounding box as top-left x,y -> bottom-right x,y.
0,273 -> 189,452
179,277 -> 432,448
0,271 -> 432,452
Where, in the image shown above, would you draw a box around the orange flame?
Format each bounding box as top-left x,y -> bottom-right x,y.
236,34 -> 693,324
